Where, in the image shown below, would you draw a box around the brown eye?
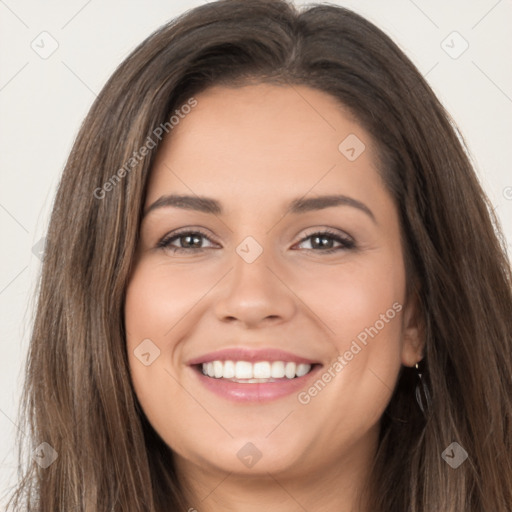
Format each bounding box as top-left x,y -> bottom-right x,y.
295,230 -> 355,253
157,230 -> 217,253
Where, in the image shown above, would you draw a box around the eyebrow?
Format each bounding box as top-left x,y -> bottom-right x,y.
143,194 -> 376,222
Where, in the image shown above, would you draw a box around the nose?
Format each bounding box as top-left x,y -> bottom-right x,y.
213,247 -> 297,328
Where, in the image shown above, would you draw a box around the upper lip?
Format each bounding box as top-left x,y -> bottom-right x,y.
187,348 -> 321,366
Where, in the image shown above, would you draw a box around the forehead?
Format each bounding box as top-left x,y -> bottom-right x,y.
146,83 -> 385,207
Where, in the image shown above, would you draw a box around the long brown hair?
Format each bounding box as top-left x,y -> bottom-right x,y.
7,0 -> 512,510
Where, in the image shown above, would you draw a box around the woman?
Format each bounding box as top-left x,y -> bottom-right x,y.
8,0 -> 512,510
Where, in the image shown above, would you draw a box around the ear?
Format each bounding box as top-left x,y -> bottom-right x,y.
400,287 -> 425,367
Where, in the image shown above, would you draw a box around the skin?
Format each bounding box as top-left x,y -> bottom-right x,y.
124,83 -> 424,512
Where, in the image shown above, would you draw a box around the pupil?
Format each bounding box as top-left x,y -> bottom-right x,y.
313,235 -> 332,249
183,234 -> 201,247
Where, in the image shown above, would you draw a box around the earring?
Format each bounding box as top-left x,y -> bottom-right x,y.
414,361 -> 431,416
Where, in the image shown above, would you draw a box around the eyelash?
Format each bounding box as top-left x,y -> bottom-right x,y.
156,228 -> 356,254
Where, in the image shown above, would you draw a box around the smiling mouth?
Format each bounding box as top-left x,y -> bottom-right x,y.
195,360 -> 318,383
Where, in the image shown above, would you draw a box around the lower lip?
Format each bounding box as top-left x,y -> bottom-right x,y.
192,365 -> 322,403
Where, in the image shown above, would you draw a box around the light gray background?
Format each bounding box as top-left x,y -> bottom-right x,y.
1,0 -> 511,505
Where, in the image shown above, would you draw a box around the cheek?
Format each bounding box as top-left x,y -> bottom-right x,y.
125,259 -> 216,347
124,257 -> 230,417
291,251 -> 406,421
292,250 -> 405,349
124,261 -> 199,448
124,261 -> 198,398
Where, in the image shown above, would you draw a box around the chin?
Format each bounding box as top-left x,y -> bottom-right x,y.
176,433 -> 313,477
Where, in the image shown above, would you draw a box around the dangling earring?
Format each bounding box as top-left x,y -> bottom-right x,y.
415,361 -> 431,416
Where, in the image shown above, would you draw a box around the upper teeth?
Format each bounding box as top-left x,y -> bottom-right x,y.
201,361 -> 312,380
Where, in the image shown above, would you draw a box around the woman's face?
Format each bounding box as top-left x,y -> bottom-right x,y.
124,84 -> 422,480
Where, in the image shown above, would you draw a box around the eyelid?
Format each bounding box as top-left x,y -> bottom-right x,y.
297,226 -> 353,241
